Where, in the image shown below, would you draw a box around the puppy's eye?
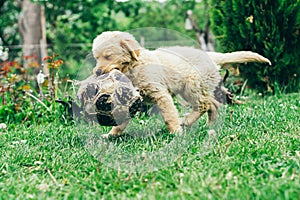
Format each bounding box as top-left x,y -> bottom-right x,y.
104,55 -> 111,60
122,62 -> 130,65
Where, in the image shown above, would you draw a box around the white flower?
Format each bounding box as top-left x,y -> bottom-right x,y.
226,171 -> 233,180
0,47 -> 8,61
0,123 -> 7,129
246,15 -> 254,23
37,70 -> 45,84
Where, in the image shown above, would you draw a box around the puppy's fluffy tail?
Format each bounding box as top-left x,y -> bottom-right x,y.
207,51 -> 272,66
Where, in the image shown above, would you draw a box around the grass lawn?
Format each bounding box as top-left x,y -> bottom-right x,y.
0,93 -> 299,199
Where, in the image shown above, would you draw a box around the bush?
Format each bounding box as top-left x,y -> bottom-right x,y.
0,52 -> 70,125
209,0 -> 300,93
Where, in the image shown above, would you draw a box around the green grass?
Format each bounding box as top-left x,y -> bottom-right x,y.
0,93 -> 300,199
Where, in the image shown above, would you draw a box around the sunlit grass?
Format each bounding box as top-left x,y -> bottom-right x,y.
0,93 -> 299,199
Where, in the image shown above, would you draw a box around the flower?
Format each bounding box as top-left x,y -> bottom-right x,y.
37,70 -> 45,84
48,59 -> 63,69
9,74 -> 21,83
43,56 -> 52,61
246,15 -> 254,23
0,123 -> 7,129
226,171 -> 233,180
0,47 -> 8,61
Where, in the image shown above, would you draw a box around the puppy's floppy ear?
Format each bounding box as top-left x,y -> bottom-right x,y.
120,40 -> 140,61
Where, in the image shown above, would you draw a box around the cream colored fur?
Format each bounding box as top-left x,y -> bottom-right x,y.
92,31 -> 271,137
160,46 -> 271,104
207,51 -> 271,66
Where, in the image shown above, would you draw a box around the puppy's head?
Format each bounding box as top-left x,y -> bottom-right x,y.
92,31 -> 141,75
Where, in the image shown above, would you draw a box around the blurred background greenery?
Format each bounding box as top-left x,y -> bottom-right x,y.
0,0 -> 299,124
1,0 -> 299,90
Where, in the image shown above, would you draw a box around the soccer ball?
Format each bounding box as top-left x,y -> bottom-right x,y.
76,69 -> 143,126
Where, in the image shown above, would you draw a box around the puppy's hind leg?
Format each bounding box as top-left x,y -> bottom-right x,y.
182,99 -> 220,128
207,101 -> 219,127
181,75 -> 213,127
181,106 -> 203,127
181,100 -> 210,127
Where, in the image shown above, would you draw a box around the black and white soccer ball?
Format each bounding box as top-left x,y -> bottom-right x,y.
76,69 -> 143,126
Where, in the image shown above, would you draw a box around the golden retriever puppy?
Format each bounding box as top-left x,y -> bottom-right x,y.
92,31 -> 221,137
92,31 -> 271,137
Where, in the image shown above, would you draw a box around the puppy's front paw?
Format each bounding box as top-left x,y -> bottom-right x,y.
170,126 -> 183,135
101,133 -> 121,139
101,133 -> 111,139
179,118 -> 184,127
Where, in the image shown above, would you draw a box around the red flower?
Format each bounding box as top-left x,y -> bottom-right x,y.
43,56 -> 52,61
24,54 -> 37,60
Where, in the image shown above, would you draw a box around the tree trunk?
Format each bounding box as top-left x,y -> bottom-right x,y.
18,0 -> 47,73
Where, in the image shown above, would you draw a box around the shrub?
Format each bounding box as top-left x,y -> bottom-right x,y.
209,0 -> 300,93
0,52 -> 69,125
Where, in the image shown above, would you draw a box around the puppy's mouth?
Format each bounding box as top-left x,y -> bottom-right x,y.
94,63 -> 126,76
121,61 -> 130,66
102,64 -> 121,74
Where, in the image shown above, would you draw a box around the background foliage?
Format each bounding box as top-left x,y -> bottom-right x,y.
209,0 -> 300,92
0,0 -> 300,125
1,0 -> 299,92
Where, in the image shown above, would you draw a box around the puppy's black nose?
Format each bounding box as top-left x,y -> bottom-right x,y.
95,69 -> 103,76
